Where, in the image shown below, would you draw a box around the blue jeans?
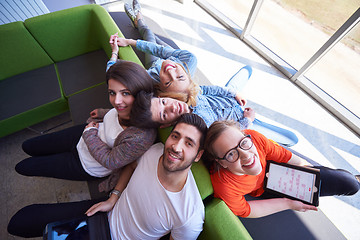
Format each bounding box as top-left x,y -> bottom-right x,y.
137,18 -> 170,69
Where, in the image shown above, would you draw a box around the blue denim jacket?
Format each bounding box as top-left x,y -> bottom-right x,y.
106,40 -> 197,84
136,40 -> 197,83
192,85 -> 251,129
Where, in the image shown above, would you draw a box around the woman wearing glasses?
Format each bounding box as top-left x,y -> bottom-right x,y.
203,120 -> 360,218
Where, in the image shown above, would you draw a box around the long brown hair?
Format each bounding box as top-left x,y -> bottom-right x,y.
106,60 -> 153,126
106,60 -> 153,95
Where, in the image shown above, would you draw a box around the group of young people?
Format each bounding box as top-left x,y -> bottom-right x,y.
8,0 -> 360,239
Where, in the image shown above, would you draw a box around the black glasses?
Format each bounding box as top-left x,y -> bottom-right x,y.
217,135 -> 253,163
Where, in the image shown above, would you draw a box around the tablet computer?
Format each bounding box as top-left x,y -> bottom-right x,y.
43,212 -> 111,240
264,161 -> 321,206
44,216 -> 89,240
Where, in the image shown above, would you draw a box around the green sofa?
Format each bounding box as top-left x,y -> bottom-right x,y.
0,4 -> 141,138
0,4 -> 251,239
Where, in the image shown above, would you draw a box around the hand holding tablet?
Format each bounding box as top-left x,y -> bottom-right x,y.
264,161 -> 321,206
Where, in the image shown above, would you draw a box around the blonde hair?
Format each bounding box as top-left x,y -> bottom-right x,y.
155,63 -> 200,107
157,79 -> 200,106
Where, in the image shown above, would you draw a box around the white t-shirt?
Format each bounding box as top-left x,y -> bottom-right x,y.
77,108 -> 123,177
108,143 -> 205,240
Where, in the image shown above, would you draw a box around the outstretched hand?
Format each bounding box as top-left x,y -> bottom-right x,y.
109,33 -> 119,53
244,107 -> 255,122
290,199 -> 318,212
235,92 -> 247,106
85,121 -> 99,130
90,109 -> 99,119
85,197 -> 118,216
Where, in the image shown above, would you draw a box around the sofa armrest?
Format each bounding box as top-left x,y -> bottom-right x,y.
191,161 -> 213,200
198,198 -> 252,240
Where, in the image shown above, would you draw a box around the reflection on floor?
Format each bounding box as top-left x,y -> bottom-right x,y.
1,0 -> 359,239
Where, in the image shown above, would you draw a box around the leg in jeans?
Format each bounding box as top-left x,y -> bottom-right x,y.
314,166 -> 360,196
137,18 -> 163,69
22,124 -> 86,156
7,198 -> 105,238
15,151 -> 99,181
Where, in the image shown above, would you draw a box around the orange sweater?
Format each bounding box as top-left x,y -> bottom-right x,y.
210,129 -> 292,217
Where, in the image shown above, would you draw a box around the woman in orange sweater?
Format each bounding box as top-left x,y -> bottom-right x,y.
203,120 -> 360,218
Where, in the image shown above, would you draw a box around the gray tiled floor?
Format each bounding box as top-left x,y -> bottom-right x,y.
1,113 -> 91,240
1,0 -> 360,239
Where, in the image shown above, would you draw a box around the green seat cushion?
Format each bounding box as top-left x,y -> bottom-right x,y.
0,21 -> 53,80
56,50 -> 108,96
0,65 -> 62,121
68,83 -> 112,125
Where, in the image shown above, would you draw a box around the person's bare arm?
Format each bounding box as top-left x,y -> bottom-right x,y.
247,198 -> 317,218
85,161 -> 138,216
287,153 -> 312,167
117,37 -> 137,47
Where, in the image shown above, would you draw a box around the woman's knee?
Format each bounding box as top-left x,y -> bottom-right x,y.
15,159 -> 29,176
22,138 -> 35,155
8,204 -> 46,238
317,166 -> 360,196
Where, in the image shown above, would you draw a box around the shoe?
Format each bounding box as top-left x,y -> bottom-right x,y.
124,2 -> 136,28
225,65 -> 253,92
133,0 -> 142,15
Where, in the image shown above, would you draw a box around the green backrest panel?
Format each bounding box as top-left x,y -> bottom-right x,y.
24,5 -> 101,62
191,160 -> 213,200
157,126 -> 173,144
0,21 -> 53,81
158,127 -> 214,200
24,4 -> 142,65
198,198 -> 252,240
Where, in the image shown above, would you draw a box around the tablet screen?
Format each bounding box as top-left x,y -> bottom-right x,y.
45,217 -> 89,240
264,161 -> 320,206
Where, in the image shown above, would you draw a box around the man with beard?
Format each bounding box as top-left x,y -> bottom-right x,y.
8,113 -> 207,240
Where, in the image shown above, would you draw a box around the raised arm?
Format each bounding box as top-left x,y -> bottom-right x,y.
135,40 -> 197,76
247,198 -> 317,218
200,85 -> 237,98
85,161 -> 138,216
287,153 -> 312,167
106,33 -> 138,71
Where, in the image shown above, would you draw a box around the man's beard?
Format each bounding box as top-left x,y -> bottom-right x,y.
162,149 -> 198,173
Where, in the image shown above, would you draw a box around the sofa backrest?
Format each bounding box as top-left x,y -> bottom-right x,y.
24,4 -> 142,65
0,21 -> 54,81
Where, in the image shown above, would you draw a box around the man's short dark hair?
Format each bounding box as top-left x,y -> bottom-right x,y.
172,113 -> 207,150
129,91 -> 161,129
